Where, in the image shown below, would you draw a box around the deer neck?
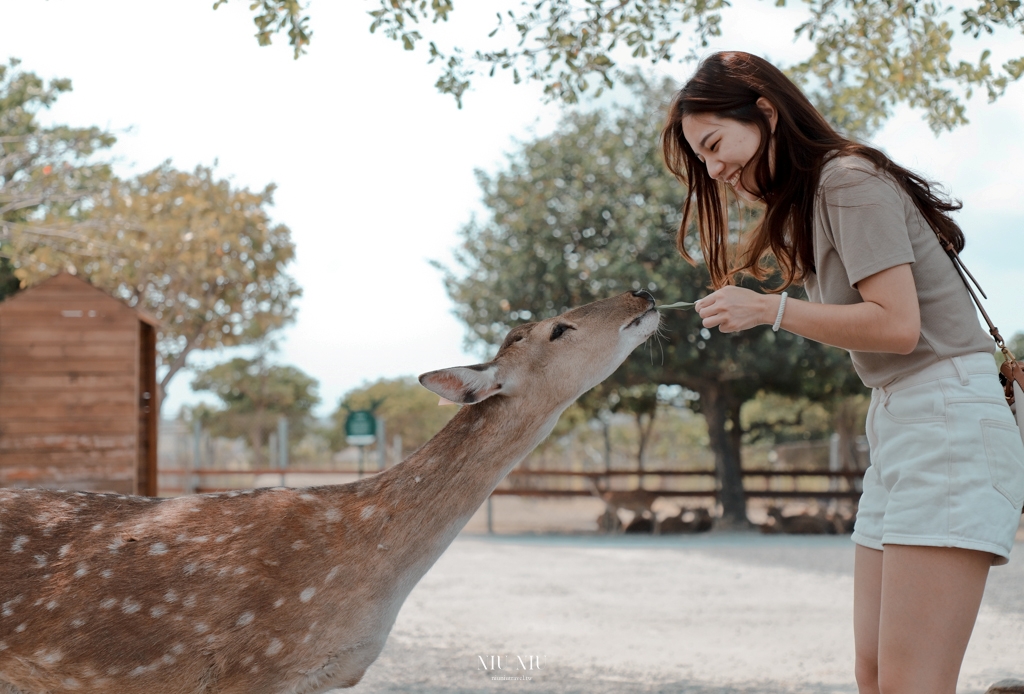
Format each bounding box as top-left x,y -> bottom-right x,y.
372,396 -> 561,576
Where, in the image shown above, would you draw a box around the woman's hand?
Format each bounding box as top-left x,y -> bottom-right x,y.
694,286 -> 775,333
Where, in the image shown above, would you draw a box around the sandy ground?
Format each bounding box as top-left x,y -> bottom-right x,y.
345,498 -> 1024,694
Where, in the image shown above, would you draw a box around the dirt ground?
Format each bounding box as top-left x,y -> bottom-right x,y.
347,497 -> 1024,694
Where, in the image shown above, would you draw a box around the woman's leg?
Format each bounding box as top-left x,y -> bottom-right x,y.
876,545 -> 991,694
854,545 -> 883,694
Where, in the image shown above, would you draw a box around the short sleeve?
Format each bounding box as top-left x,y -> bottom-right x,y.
818,161 -> 916,288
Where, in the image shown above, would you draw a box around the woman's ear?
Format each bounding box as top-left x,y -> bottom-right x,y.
756,96 -> 778,135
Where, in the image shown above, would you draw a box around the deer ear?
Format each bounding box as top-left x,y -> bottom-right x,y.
418,365 -> 502,405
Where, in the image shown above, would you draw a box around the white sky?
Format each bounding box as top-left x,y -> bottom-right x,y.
2,1 -> 1022,417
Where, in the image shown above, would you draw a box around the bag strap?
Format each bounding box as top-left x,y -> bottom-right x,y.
933,231 -> 1023,405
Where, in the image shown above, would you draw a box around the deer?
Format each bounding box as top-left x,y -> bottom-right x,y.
0,290 -> 660,694
587,484 -> 662,534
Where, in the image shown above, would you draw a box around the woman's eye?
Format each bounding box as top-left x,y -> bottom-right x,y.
711,140 -> 720,152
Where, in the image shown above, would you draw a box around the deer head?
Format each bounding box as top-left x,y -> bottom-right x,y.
419,290 -> 659,416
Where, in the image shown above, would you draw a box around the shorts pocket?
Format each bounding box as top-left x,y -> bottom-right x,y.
981,419 -> 1024,508
880,382 -> 946,424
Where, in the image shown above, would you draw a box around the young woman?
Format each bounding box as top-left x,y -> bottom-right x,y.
661,51 -> 1024,694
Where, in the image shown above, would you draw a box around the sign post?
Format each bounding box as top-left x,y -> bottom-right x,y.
345,411 -> 377,478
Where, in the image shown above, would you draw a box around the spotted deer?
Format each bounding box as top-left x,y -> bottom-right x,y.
0,291 -> 659,694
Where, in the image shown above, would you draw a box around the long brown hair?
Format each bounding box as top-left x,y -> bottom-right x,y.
661,51 -> 965,290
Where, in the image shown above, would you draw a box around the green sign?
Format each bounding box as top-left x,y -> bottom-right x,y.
345,410 -> 376,446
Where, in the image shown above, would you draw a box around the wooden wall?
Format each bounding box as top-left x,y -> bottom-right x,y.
0,273 -> 156,494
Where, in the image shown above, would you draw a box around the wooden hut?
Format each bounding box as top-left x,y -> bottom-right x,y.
0,273 -> 159,495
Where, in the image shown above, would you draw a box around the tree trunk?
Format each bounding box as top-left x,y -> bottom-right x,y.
601,413 -> 612,474
634,410 -> 656,473
700,381 -> 748,527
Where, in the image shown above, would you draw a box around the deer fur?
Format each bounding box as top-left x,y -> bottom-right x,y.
0,291 -> 659,694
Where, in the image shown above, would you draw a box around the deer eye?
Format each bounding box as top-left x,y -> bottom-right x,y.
550,323 -> 574,341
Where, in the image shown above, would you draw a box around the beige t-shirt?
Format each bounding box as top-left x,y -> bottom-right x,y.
803,155 -> 993,388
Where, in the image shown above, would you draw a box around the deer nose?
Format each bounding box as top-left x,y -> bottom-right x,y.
631,289 -> 655,307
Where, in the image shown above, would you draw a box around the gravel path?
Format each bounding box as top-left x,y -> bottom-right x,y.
350,532 -> 1024,694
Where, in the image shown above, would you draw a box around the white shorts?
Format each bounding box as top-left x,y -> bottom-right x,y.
852,352 -> 1024,565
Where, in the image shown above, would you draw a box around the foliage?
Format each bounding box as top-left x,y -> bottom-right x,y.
435,77 -> 865,523
191,350 -> 320,466
214,0 -> 311,58
328,376 -> 458,456
234,1 -> 1023,133
9,161 -> 302,408
0,58 -> 115,301
740,391 -> 834,445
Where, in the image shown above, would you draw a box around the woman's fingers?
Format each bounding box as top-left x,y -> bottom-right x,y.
694,287 -> 765,333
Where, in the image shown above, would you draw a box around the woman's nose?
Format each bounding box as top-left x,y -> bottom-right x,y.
706,157 -> 725,179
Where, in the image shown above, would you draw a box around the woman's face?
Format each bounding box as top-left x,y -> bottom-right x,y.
680,98 -> 777,203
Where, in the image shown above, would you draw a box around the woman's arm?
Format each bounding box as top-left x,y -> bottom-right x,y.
693,263 -> 921,355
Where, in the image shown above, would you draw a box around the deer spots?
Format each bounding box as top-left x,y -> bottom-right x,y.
148,542 -> 168,556
74,564 -> 88,578
194,622 -> 208,634
10,535 -> 28,553
324,566 -> 340,584
2,595 -> 23,616
99,598 -> 117,610
164,589 -> 179,603
70,617 -> 86,628
273,598 -> 285,609
299,587 -> 316,603
183,594 -> 197,609
59,543 -> 72,558
108,537 -> 124,553
414,476 -> 421,483
90,523 -> 103,532
45,600 -> 58,611
0,641 -> 6,651
300,493 -> 316,502
34,555 -> 47,568
291,540 -> 306,551
192,536 -> 209,544
100,569 -> 113,579
360,505 -> 376,520
215,535 -> 228,543
183,563 -> 197,576
266,638 -> 283,656
14,623 -> 26,633
121,599 -> 141,614
236,611 -> 254,627
35,647 -> 63,664
149,605 -> 167,618
324,508 -> 340,523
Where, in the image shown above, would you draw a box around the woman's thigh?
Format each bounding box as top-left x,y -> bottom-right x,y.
876,544 -> 991,694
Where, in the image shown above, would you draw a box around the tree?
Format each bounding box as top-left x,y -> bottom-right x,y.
328,376 -> 458,457
9,161 -> 302,409
435,78 -> 865,524
234,1 -> 1023,133
191,349 -> 320,467
0,58 -> 115,302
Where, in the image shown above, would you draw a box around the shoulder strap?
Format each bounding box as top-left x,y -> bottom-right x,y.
933,231 -> 1022,405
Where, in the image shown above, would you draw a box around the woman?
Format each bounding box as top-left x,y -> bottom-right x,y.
661,51 -> 1024,694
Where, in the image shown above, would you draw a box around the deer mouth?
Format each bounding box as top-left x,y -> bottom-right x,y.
624,306 -> 660,335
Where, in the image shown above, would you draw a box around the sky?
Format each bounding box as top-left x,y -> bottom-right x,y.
2,1 -> 1022,418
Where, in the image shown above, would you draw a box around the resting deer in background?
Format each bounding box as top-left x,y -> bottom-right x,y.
0,290 -> 660,694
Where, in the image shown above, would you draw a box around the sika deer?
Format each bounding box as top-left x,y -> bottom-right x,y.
0,290 -> 660,694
